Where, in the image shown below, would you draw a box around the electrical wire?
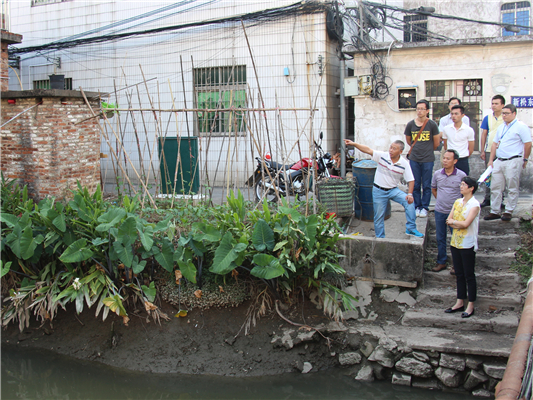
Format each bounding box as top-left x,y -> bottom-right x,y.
10,1 -> 329,56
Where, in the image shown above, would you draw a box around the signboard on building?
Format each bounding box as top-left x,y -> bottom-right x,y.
511,96 -> 533,108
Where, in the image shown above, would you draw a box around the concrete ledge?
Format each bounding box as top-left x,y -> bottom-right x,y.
2,89 -> 100,99
338,235 -> 425,283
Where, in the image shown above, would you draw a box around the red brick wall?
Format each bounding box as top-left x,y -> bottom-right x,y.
1,95 -> 101,200
1,41 -> 8,92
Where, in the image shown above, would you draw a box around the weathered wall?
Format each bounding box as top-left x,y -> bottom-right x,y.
1,31 -> 22,92
1,90 -> 101,200
349,38 -> 533,190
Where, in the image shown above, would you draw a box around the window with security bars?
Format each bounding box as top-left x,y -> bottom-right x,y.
194,65 -> 247,136
33,78 -> 72,90
403,14 -> 427,42
425,79 -> 483,151
502,2 -> 530,36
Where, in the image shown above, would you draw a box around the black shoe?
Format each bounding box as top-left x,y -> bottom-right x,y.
445,306 -> 464,313
502,213 -> 512,221
480,199 -> 490,208
484,213 -> 501,221
461,310 -> 474,318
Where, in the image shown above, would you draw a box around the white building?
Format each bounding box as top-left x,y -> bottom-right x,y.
344,0 -> 533,189
7,0 -> 345,191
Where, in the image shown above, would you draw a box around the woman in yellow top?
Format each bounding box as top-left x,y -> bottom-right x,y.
444,176 -> 480,318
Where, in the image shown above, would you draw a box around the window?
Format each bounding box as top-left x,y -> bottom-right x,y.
194,65 -> 246,136
502,2 -> 530,36
403,14 -> 428,42
33,78 -> 72,90
425,79 -> 482,151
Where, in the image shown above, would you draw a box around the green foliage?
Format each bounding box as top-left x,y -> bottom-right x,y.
511,220 -> 533,283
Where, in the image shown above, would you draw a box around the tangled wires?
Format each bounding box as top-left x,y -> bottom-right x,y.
370,61 -> 391,100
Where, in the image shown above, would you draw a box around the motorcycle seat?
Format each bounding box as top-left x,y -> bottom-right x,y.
269,161 -> 294,171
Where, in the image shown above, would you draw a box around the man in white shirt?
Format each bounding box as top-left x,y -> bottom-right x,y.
485,104 -> 532,221
438,97 -> 470,134
344,139 -> 424,239
443,105 -> 475,175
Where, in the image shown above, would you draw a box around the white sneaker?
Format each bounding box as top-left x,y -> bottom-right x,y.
415,208 -> 421,217
419,209 -> 428,218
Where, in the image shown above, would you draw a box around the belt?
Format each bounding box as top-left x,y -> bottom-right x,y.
497,155 -> 522,161
373,183 -> 394,191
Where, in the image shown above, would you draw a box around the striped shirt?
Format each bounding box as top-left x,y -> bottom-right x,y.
371,151 -> 414,189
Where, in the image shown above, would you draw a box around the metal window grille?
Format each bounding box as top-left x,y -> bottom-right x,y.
194,65 -> 247,136
403,14 -> 428,43
33,78 -> 72,90
425,79 -> 483,151
502,1 -> 531,36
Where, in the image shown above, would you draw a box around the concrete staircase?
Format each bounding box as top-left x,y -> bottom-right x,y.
400,215 -> 525,356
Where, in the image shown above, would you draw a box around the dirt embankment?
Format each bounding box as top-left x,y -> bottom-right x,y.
1,300 -> 351,377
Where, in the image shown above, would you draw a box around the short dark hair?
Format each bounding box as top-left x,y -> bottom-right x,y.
451,104 -> 465,114
393,140 -> 405,151
416,99 -> 430,110
503,104 -> 517,114
462,176 -> 478,194
492,95 -> 505,105
446,149 -> 460,160
448,97 -> 461,105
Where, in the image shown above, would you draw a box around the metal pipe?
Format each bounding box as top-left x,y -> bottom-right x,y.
340,58 -> 346,177
495,270 -> 533,400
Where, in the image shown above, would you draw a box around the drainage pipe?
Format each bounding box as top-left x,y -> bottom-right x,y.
495,270 -> 533,400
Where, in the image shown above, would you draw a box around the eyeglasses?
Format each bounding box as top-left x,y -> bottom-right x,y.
416,108 -> 428,111
502,112 -> 514,115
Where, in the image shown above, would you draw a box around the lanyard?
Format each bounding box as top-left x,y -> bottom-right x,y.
500,119 -> 517,142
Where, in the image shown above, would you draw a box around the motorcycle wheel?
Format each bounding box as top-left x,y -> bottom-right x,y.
254,175 -> 280,203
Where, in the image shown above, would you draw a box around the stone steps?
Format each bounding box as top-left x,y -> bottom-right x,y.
425,249 -> 515,271
423,271 -> 523,293
427,216 -> 520,234
347,323 -> 513,358
415,287 -> 523,312
401,308 -> 519,335
425,234 -> 520,253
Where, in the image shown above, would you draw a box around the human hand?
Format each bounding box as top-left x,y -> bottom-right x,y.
344,139 -> 355,146
406,194 -> 414,204
480,152 -> 485,161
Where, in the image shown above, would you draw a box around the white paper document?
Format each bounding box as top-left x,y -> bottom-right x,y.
478,166 -> 493,183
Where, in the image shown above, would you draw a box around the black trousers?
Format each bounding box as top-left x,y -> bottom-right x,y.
450,246 -> 477,302
456,157 -> 470,176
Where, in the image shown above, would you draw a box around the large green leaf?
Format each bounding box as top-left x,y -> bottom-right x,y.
210,232 -> 241,275
138,225 -> 154,251
0,213 -> 18,228
20,226 -> 44,260
177,259 -> 197,284
154,239 -> 174,272
132,256 -> 146,274
113,241 -> 134,268
1,260 -> 12,278
59,239 -> 94,264
116,216 -> 137,246
302,214 -> 319,248
141,282 -> 156,302
102,294 -> 127,316
251,254 -> 285,279
192,223 -> 222,242
96,208 -> 126,232
52,213 -> 66,232
252,219 -> 275,252
5,225 -> 23,258
154,217 -> 172,232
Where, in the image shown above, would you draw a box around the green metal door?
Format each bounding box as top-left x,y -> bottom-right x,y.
158,137 -> 200,194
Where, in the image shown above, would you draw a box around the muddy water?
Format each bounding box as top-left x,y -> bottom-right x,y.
2,345 -> 474,400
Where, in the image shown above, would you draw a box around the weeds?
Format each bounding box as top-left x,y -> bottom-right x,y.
511,219 -> 533,283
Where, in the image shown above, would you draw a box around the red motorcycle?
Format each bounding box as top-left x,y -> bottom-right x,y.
247,133 -> 334,202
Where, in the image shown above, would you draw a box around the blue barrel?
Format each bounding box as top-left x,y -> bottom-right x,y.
352,159 -> 391,221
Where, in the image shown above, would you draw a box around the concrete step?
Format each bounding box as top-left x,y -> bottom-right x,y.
425,233 -> 521,253
402,308 -> 519,335
348,323 -> 513,358
425,248 -> 516,271
415,287 -> 523,312
423,271 -> 523,294
427,215 -> 520,234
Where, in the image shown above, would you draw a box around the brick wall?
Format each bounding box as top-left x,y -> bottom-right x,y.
1,90 -> 101,200
1,31 -> 22,92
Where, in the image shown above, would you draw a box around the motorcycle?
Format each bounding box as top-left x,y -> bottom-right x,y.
247,132 -> 334,202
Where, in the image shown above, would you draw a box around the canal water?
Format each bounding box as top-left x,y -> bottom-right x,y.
2,345 -> 475,400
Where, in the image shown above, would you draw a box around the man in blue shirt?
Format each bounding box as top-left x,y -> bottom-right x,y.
484,104 -> 532,221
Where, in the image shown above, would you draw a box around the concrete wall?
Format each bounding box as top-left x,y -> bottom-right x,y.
1,90 -> 101,200
7,1 -> 342,188
349,39 -> 533,190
